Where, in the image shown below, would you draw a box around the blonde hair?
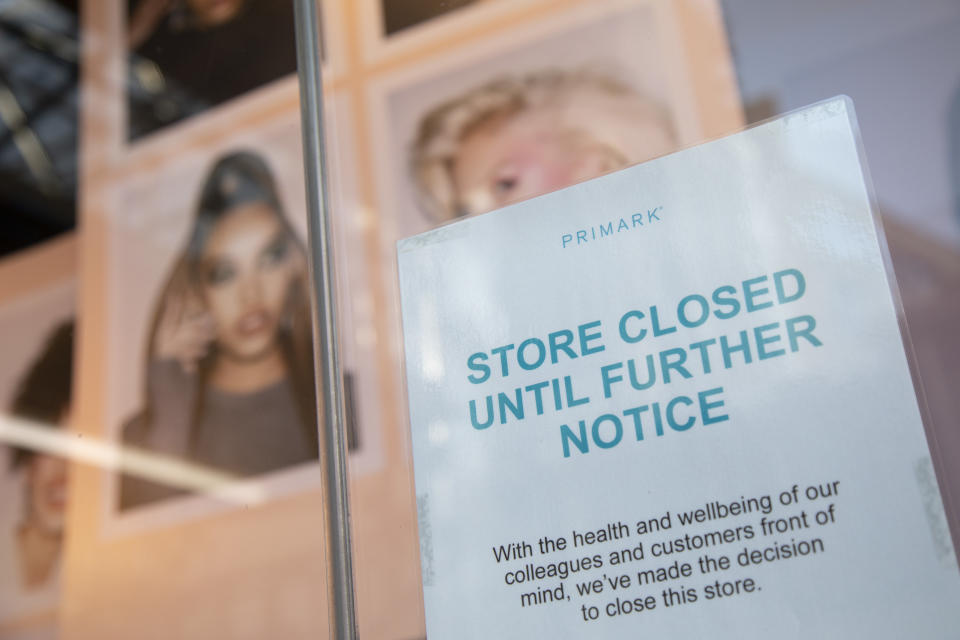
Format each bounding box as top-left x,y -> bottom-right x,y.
411,69 -> 676,221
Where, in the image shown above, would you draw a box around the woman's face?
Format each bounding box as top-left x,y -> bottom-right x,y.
199,202 -> 298,362
452,109 -> 626,216
28,454 -> 68,533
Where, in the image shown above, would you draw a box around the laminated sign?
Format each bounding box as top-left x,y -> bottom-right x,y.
397,98 -> 960,638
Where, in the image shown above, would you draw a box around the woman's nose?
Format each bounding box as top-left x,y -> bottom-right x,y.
238,271 -> 264,305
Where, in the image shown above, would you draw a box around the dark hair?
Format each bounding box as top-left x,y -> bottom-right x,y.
141,150 -> 319,454
9,321 -> 74,468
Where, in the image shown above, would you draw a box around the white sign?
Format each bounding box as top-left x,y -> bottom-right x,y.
397,98 -> 960,638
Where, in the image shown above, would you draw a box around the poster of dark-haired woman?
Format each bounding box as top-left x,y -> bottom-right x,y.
127,0 -> 299,140
117,150 -> 326,509
0,237 -> 74,635
380,0 -> 479,35
105,111 -> 376,526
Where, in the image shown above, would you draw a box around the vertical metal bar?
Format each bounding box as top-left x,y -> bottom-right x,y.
292,1 -> 358,639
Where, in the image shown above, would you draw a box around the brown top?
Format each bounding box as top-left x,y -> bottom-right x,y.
118,360 -> 317,511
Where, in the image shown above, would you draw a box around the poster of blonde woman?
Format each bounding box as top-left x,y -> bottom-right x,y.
370,0 -> 740,242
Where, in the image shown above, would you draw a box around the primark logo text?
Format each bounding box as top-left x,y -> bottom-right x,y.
561,206 -> 663,249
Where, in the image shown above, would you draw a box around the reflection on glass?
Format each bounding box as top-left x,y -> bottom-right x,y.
119,152 -> 320,510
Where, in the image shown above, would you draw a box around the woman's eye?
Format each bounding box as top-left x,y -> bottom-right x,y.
259,238 -> 289,268
492,175 -> 518,196
205,262 -> 235,286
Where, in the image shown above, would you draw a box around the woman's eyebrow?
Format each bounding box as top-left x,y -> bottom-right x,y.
261,230 -> 287,250
200,251 -> 230,266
